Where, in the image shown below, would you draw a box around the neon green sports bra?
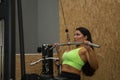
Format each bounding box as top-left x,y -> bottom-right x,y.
62,48 -> 85,70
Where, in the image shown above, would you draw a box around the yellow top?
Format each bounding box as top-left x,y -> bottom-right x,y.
62,48 -> 85,70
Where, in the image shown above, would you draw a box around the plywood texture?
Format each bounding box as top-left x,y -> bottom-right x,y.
59,0 -> 120,80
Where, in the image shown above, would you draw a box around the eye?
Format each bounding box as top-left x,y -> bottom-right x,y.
74,33 -> 80,36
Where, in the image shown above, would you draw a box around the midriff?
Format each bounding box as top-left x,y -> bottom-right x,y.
61,64 -> 81,75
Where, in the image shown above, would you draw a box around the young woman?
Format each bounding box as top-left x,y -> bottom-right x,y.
55,27 -> 99,80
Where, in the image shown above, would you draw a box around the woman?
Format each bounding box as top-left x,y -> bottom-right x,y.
55,27 -> 99,80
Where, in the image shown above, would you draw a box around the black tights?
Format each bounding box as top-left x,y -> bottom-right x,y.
58,71 -> 81,80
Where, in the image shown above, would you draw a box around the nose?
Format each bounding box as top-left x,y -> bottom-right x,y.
74,35 -> 77,40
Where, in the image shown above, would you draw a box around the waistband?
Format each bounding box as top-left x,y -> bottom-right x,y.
60,71 -> 81,80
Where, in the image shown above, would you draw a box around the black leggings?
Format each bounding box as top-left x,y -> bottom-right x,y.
59,71 -> 81,80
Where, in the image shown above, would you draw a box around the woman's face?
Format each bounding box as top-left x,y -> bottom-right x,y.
74,30 -> 87,42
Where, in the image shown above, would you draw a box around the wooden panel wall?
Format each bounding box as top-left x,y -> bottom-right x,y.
59,0 -> 120,80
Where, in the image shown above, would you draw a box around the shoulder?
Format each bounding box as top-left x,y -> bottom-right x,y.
79,46 -> 94,55
78,47 -> 88,54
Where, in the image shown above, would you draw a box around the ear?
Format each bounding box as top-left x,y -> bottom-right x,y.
84,35 -> 88,40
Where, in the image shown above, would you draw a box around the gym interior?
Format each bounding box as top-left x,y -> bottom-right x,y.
0,0 -> 120,80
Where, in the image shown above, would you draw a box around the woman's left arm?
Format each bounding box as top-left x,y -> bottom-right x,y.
85,47 -> 99,70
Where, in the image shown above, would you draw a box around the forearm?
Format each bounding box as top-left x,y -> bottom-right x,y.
88,54 -> 99,70
86,49 -> 99,70
56,48 -> 63,64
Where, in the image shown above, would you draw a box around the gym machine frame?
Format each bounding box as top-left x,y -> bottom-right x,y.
0,0 -> 16,80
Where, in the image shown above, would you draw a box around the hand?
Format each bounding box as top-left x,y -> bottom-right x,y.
83,40 -> 91,45
54,43 -> 60,52
83,40 -> 91,50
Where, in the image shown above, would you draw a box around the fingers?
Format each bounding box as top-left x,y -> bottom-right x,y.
83,40 -> 91,45
54,43 -> 59,47
54,43 -> 60,52
83,40 -> 92,50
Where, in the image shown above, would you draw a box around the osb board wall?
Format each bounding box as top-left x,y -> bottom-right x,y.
16,54 -> 59,80
59,0 -> 120,80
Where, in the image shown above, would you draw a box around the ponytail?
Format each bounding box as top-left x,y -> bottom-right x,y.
82,62 -> 95,76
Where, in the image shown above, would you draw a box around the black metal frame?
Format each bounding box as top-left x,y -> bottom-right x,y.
0,0 -> 16,80
17,0 -> 26,79
39,45 -> 54,80
41,45 -> 53,76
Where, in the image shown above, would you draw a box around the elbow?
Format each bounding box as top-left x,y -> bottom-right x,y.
96,63 -> 99,70
89,61 -> 99,70
93,63 -> 99,70
92,59 -> 99,70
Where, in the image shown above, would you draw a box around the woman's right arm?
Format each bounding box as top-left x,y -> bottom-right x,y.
85,47 -> 99,70
83,40 -> 99,70
54,43 -> 62,63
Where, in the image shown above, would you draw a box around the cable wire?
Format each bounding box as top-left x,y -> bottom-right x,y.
59,0 -> 70,42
